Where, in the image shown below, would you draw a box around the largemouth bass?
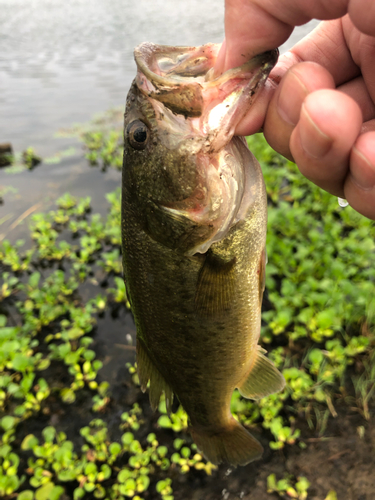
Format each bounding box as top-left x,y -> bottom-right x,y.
121,42 -> 285,466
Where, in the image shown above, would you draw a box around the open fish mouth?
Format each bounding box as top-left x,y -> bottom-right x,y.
134,42 -> 278,152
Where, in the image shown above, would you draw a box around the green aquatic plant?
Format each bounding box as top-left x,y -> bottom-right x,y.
108,277 -> 131,308
267,473 -> 310,499
23,147 -> 42,169
0,239 -> 33,271
83,130 -> 123,170
0,442 -> 25,497
44,147 -> 77,165
0,132 -> 374,499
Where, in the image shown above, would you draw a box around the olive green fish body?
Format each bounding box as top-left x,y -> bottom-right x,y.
122,43 -> 285,466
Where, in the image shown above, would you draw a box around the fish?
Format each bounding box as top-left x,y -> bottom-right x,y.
121,42 -> 285,467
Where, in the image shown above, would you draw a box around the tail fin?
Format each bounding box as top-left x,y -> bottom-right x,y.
190,418 -> 263,467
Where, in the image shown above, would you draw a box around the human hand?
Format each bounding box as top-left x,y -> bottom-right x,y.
215,0 -> 375,219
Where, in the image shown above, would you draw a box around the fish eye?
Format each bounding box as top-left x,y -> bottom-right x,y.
127,120 -> 150,150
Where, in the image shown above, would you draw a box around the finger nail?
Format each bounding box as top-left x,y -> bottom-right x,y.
350,146 -> 375,189
277,71 -> 308,126
299,104 -> 333,158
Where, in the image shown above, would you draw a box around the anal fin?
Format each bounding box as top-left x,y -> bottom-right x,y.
136,340 -> 174,413
238,346 -> 285,399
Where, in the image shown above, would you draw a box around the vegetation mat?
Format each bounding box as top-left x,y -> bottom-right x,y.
0,128 -> 374,500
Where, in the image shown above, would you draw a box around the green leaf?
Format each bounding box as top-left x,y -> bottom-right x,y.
308,348 -> 324,365
12,354 -> 34,371
146,433 -> 156,443
124,478 -> 136,490
50,486 -> 65,500
0,444 -> 12,457
325,490 -> 338,500
181,447 -> 191,458
42,426 -> 56,443
121,432 -> 134,446
316,308 -> 337,329
118,468 -> 132,483
98,464 -> 111,481
157,415 -> 172,429
21,434 -> 39,450
37,358 -> 51,371
157,445 -> 168,458
1,415 -> 16,431
173,438 -> 184,450
58,470 -> 77,482
28,272 -> 41,289
35,482 -> 54,500
73,487 -> 85,500
295,476 -> 310,493
61,388 -> 76,404
85,462 -> 97,475
18,491 -> 34,500
109,442 -> 122,456
137,474 -> 150,492
84,482 -> 96,492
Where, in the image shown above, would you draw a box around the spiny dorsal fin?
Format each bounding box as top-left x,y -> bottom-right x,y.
136,340 -> 174,413
195,251 -> 236,318
238,346 -> 285,399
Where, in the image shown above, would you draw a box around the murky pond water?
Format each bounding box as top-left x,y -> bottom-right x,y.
1,0 -> 319,153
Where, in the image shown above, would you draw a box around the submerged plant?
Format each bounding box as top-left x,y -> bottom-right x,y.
267,473 -> 311,499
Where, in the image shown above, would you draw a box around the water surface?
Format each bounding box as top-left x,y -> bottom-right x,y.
0,0 -> 319,153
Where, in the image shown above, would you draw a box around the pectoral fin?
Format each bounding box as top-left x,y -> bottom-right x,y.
238,346 -> 285,399
195,251 -> 236,318
136,340 -> 173,414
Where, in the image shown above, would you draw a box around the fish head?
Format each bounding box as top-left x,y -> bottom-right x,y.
123,43 -> 278,254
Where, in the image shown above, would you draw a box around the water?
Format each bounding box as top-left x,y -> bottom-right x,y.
0,0 -> 319,153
